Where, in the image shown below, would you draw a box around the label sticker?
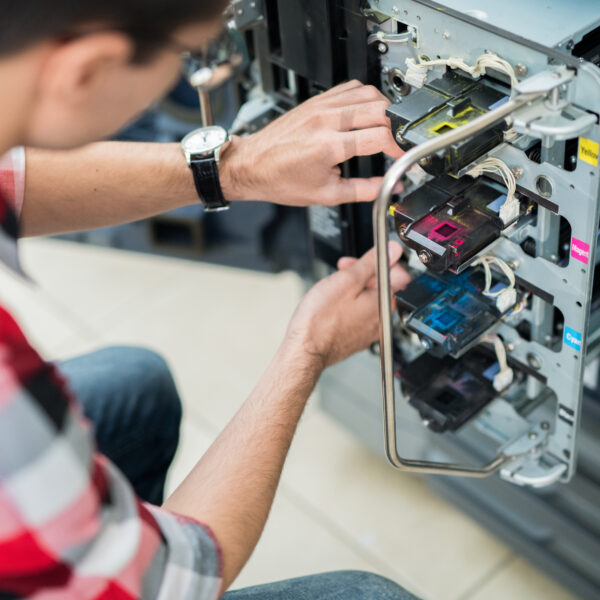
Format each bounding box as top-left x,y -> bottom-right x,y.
571,238 -> 590,264
579,138 -> 599,166
564,327 -> 582,352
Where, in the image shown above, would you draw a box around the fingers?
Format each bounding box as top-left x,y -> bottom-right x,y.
316,79 -> 364,99
334,176 -> 384,204
320,83 -> 389,108
337,256 -> 357,271
330,100 -> 391,132
334,127 -> 403,164
346,241 -> 404,288
390,263 -> 411,292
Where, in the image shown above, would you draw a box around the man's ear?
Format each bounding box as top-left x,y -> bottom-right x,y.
37,32 -> 134,105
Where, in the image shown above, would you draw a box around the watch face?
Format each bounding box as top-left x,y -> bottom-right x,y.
182,126 -> 228,156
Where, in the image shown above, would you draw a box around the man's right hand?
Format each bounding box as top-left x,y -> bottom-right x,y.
284,241 -> 410,372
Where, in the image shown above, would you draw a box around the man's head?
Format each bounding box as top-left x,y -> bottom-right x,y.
0,1 -> 226,149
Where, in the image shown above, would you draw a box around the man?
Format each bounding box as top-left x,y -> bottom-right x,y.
0,1 -> 416,599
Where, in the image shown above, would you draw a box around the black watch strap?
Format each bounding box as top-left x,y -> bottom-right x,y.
189,156 -> 229,212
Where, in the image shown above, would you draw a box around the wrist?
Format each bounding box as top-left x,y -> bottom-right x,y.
218,135 -> 255,202
277,330 -> 325,384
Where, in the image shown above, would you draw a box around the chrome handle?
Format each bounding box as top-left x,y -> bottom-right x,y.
373,92 -> 545,477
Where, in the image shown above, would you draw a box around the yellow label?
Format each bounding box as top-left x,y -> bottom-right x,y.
579,138 -> 599,166
389,206 -> 396,216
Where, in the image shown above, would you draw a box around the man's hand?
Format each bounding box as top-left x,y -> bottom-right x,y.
284,241 -> 410,370
219,80 -> 402,207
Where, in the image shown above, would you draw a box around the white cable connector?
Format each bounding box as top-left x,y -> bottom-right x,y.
492,366 -> 515,392
404,59 -> 430,88
471,255 -> 517,313
495,287 -> 518,314
482,334 -> 514,392
404,52 -> 519,90
499,199 -> 520,225
466,157 -> 519,225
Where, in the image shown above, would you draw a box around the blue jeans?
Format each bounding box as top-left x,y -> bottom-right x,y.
59,346 -> 182,505
224,571 -> 419,599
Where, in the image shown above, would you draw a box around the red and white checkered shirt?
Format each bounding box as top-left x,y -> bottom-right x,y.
0,149 -> 223,599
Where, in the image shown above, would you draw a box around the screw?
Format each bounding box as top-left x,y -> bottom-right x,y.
515,64 -> 528,78
528,431 -> 538,440
541,421 -> 551,430
507,259 -> 519,270
398,224 -> 407,236
511,167 -> 524,179
566,39 -> 574,50
396,131 -> 405,144
506,342 -> 515,352
378,42 -> 389,54
442,31 -> 451,40
418,250 -> 431,264
393,6 -> 399,14
527,352 -> 542,370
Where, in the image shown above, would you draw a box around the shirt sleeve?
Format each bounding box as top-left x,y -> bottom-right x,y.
0,304 -> 222,600
0,147 -> 25,217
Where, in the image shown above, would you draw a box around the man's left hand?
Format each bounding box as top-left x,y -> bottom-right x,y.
218,80 -> 402,207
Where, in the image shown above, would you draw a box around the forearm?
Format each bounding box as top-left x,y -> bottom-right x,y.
21,142 -> 199,237
163,338 -> 321,595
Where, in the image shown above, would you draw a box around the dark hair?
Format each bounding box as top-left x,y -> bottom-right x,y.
0,1 -> 227,62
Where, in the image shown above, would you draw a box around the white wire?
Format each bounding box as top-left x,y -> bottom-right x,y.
471,255 -> 516,297
466,156 -> 519,223
483,333 -> 509,373
466,156 -> 517,204
408,52 -> 519,88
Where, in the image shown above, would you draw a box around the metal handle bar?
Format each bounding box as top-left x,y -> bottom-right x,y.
373,91 -> 546,477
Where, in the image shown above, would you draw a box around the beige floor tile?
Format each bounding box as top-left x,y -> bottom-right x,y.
230,492 -> 408,594
466,556 -> 578,600
19,238 -> 195,332
164,415 -> 214,498
282,410 -> 512,600
0,263 -> 85,357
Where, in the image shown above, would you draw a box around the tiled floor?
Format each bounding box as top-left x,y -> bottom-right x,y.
0,238 -> 579,600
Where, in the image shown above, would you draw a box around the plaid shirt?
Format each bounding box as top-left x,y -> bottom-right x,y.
0,149 -> 222,599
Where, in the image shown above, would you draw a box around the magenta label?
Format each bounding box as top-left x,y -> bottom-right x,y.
571,238 -> 590,264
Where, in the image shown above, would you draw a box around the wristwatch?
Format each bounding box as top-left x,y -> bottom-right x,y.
181,125 -> 230,212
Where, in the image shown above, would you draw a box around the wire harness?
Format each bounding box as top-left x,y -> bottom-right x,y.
482,333 -> 514,392
466,157 -> 519,225
404,52 -> 519,89
471,255 -> 517,314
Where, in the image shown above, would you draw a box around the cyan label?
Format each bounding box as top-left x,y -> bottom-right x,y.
564,326 -> 582,351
